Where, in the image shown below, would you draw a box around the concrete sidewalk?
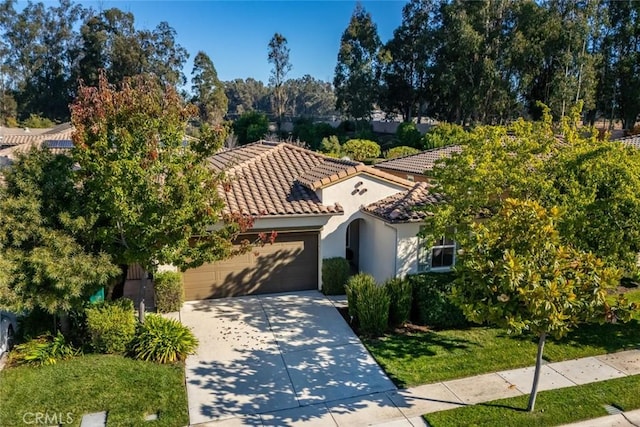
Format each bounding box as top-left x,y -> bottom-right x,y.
195,348 -> 640,426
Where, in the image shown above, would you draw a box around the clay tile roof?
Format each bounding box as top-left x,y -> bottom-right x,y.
211,141 -> 346,217
615,134 -> 640,150
374,145 -> 463,175
362,182 -> 444,223
211,141 -> 413,218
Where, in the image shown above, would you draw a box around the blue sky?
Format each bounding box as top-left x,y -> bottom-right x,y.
70,1 -> 406,84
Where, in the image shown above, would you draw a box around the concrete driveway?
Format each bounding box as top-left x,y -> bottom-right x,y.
181,291 -> 396,425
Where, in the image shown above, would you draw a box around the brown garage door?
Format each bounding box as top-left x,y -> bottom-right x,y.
183,231 -> 319,300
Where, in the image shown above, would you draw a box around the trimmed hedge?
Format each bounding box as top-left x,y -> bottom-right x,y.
385,277 -> 412,327
322,257 -> 351,295
346,273 -> 389,336
408,273 -> 468,329
154,271 -> 184,313
85,299 -> 136,354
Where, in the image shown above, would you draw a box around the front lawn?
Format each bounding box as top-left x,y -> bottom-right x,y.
424,374 -> 640,426
363,289 -> 640,387
0,354 -> 188,427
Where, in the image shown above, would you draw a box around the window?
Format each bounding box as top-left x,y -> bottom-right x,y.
418,235 -> 456,272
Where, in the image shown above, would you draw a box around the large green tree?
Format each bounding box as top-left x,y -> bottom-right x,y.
334,3 -> 381,123
0,148 -> 118,328
426,107 -> 640,270
70,73 -> 246,306
379,0 -> 434,122
191,51 -> 228,125
267,33 -> 292,128
453,198 -> 629,411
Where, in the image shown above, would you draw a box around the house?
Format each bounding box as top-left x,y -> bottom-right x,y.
0,123 -> 75,164
180,141 -> 449,300
373,145 -> 462,182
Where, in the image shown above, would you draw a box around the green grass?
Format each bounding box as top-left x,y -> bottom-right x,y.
0,354 -> 188,427
364,289 -> 640,387
424,374 -> 640,426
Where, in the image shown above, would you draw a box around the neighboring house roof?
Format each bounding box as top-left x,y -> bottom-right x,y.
374,145 -> 463,176
0,123 -> 75,158
615,134 -> 640,150
209,140 -> 413,218
362,182 -> 444,223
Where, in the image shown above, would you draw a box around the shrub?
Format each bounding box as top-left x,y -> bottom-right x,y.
385,277 -> 412,327
385,146 -> 420,159
423,122 -> 469,149
233,111 -> 269,145
343,139 -> 381,161
85,299 -> 136,354
409,273 -> 467,329
130,314 -> 198,364
154,271 -> 184,313
395,122 -> 422,148
322,257 -> 351,295
10,332 -> 78,366
346,273 -> 390,336
21,113 -> 55,129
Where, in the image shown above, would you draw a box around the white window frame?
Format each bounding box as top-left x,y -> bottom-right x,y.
418,233 -> 456,273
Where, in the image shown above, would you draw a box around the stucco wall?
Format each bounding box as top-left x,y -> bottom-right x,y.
319,173 -> 407,261
359,216 -> 398,283
395,223 -> 422,277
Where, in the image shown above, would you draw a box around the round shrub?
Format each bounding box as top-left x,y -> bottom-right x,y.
131,314 -> 198,364
154,271 -> 184,313
86,299 -> 136,354
343,139 -> 381,161
322,257 -> 350,295
395,122 -> 422,148
384,277 -> 412,327
346,273 -> 390,336
409,273 -> 467,329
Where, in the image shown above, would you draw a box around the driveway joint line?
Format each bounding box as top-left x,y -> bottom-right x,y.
440,381 -> 465,405
546,362 -> 580,386
594,354 -> 630,377
257,295 -> 303,409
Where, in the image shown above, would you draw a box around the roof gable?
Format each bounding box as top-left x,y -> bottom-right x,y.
374,145 -> 462,175
362,182 -> 444,223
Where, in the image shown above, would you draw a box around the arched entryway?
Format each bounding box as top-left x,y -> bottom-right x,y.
345,219 -> 363,273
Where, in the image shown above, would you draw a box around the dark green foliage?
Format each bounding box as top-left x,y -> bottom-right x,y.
233,111 -> 269,145
85,299 -> 136,354
130,314 -> 198,364
9,332 -> 78,366
385,277 -> 412,327
292,119 -> 338,150
395,122 -> 423,148
154,271 -> 184,313
321,257 -> 350,295
409,273 -> 468,329
346,273 -> 390,336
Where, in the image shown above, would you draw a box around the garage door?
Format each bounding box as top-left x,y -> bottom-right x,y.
183,231 -> 319,300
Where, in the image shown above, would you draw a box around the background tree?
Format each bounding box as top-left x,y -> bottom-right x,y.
232,111 -> 269,145
0,148 -> 118,331
379,0 -> 434,122
283,75 -> 337,118
334,3 -> 381,125
268,33 -> 292,129
70,73 -> 245,310
224,78 -> 270,117
452,198 -> 628,411
191,51 -> 228,125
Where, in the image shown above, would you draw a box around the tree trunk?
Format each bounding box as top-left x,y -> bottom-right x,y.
58,312 -> 71,336
527,332 -> 547,412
